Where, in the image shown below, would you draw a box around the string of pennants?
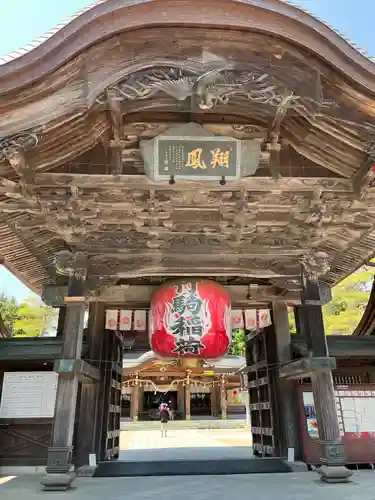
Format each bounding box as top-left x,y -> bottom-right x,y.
231,309 -> 272,330
105,309 -> 272,331
105,310 -> 147,331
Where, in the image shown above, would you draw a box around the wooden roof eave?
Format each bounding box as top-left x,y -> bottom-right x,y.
0,223 -> 55,294
0,94 -> 367,180
0,0 -> 375,97
0,337 -> 89,360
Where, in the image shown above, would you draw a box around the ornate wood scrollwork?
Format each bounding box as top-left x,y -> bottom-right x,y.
54,251 -> 88,280
0,130 -> 41,203
0,132 -> 39,162
96,65 -> 303,111
300,251 -> 330,282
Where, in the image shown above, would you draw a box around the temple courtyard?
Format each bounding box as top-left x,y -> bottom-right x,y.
1,429 -> 375,498
120,428 -> 252,450
2,472 -> 375,500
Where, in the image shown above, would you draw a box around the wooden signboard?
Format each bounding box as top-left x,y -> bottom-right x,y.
140,123 -> 261,182
155,136 -> 240,180
0,371 -> 58,419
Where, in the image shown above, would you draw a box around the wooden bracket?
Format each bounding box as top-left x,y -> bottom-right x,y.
279,356 -> 336,380
53,359 -> 100,382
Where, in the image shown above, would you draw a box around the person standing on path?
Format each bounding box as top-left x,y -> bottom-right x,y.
160,403 -> 170,438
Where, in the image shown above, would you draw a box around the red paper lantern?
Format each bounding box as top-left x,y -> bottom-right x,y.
149,280 -> 231,360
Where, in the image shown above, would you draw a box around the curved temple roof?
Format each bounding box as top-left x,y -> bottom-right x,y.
0,0 -> 373,67
2,0 -> 375,293
0,0 -> 374,89
122,351 -> 246,372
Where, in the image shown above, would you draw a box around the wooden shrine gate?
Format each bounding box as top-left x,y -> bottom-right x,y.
246,329 -> 276,456
97,332 -> 123,461
3,0 -> 375,490
245,304 -> 303,462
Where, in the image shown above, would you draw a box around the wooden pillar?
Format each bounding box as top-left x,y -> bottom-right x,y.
177,385 -> 185,416
75,301 -> 104,466
185,373 -> 191,420
138,387 -> 144,413
131,376 -> 140,421
220,376 -> 227,419
272,302 -> 301,460
56,307 -> 67,337
241,373 -> 251,428
41,273 -> 86,491
210,383 -> 219,417
296,274 -> 352,483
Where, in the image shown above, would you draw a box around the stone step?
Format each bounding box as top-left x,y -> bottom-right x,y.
94,457 -> 292,477
120,419 -> 247,431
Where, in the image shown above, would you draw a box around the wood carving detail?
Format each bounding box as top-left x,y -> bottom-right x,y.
96,64 -> 329,119
97,66 -> 291,110
3,23 -> 375,293
301,252 -> 330,282
0,132 -> 39,164
54,251 -> 88,279
1,171 -> 375,288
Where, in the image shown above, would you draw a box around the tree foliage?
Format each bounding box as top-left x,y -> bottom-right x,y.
0,294 -> 19,334
0,294 -> 57,337
230,328 -> 246,355
322,268 -> 373,335
288,267 -> 373,336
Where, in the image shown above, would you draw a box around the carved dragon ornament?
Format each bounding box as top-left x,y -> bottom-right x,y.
96,65 -> 329,120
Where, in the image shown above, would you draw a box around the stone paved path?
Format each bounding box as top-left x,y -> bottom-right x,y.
2,472 -> 375,500
120,428 -> 252,450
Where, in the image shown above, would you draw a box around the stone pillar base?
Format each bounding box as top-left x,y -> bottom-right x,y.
40,472 -> 76,491
317,441 -> 353,483
318,465 -> 353,483
41,446 -> 75,491
186,414 -> 191,420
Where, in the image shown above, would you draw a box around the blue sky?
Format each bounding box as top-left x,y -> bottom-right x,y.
0,0 -> 374,301
1,0 -> 375,57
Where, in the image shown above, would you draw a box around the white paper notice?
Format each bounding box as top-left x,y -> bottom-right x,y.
134,310 -> 147,331
105,309 -> 118,330
258,309 -> 272,328
231,310 -> 244,329
119,310 -> 132,331
0,371 -> 58,418
244,309 -> 257,329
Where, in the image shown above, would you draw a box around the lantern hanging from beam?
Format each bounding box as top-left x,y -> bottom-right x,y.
149,280 -> 231,361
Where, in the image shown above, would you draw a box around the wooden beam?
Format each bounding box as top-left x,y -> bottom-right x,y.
292,335 -> 375,357
33,174 -> 353,192
279,356 -> 336,379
